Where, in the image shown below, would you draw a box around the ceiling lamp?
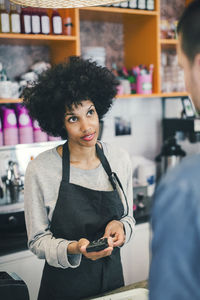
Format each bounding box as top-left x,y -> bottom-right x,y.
10,0 -> 122,8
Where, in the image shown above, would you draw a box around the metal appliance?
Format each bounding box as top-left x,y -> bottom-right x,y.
0,272 -> 29,300
1,161 -> 24,205
0,161 -> 26,255
156,117 -> 200,181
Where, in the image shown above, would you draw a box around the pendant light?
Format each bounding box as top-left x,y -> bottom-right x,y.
10,0 -> 122,8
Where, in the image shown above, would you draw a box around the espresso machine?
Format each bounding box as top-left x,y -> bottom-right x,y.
156,97 -> 200,181
156,117 -> 200,181
0,160 -> 24,205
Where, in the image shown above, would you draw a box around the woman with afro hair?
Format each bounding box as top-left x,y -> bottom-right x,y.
23,56 -> 135,300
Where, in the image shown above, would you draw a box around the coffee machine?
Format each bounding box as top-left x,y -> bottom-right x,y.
156,116 -> 200,181
1,161 -> 24,205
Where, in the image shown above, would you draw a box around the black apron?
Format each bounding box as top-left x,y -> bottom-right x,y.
38,141 -> 125,300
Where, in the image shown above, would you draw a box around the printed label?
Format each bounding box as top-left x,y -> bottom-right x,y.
142,82 -> 152,91
32,15 -> 40,34
19,114 -> 30,126
41,15 -> 50,34
53,16 -> 62,34
24,15 -> 31,33
138,0 -> 146,9
33,120 -> 40,129
194,119 -> 200,132
1,13 -> 10,33
147,0 -> 154,10
129,0 -> 137,8
7,113 -> 17,126
120,1 -> 129,8
11,14 -> 21,33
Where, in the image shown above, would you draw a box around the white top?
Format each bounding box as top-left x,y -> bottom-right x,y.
24,141 -> 135,269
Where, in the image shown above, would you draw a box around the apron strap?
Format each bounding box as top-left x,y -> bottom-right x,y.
96,143 -> 129,217
61,141 -> 128,216
62,141 -> 70,182
61,141 -> 117,186
95,143 -> 116,190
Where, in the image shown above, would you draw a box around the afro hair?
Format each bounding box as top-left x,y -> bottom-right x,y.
22,56 -> 119,139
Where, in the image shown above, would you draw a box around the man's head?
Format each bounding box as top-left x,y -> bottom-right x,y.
177,0 -> 200,112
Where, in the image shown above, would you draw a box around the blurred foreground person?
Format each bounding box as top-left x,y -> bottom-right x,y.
150,1 -> 200,299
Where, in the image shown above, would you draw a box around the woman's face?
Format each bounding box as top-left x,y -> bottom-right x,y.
64,100 -> 99,148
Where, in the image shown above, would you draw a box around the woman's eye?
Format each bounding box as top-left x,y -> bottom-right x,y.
68,116 -> 77,123
87,109 -> 95,116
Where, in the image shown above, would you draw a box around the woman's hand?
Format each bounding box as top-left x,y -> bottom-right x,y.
67,238 -> 114,261
104,220 -> 125,247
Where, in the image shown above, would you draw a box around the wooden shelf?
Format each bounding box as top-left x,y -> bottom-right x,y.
0,33 -> 77,41
160,39 -> 178,45
159,92 -> 188,98
0,92 -> 189,104
0,98 -> 22,104
79,6 -> 158,22
80,6 -> 158,16
116,92 -> 188,98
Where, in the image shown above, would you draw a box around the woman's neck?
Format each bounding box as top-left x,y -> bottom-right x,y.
57,142 -> 100,170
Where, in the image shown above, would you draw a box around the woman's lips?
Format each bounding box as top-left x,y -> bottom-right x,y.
82,133 -> 95,141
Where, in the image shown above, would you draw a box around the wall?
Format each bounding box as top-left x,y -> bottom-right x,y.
102,97 -> 162,161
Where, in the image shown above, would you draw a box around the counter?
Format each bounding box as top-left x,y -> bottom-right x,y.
85,280 -> 148,299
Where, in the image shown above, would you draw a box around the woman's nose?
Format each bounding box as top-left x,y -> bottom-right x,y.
80,119 -> 91,133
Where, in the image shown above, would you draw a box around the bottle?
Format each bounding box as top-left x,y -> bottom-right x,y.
40,9 -> 50,35
137,0 -> 146,10
48,135 -> 61,141
0,117 -> 3,146
63,16 -> 72,35
2,106 -> 19,146
31,8 -> 41,34
120,1 -> 129,8
16,105 -> 34,144
0,62 -> 7,81
146,0 -> 154,10
52,9 -> 62,35
10,3 -> 21,33
21,7 -> 31,34
129,0 -> 138,9
0,0 -> 10,33
33,120 -> 48,143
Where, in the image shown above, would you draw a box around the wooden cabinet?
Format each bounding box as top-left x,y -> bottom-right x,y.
0,1 -> 191,104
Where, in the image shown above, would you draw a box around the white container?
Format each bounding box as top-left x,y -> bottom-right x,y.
82,47 -> 106,67
91,288 -> 148,300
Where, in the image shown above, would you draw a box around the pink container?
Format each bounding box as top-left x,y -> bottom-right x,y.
136,73 -> 152,94
116,84 -> 124,95
0,118 -> 3,146
48,135 -> 61,141
17,106 -> 34,144
2,107 -> 19,145
33,120 -> 48,143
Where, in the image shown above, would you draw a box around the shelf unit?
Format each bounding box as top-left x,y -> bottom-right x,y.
0,1 -> 191,104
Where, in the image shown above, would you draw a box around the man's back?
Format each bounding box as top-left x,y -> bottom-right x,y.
149,154 -> 200,300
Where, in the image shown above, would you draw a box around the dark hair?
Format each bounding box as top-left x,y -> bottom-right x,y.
177,0 -> 200,62
22,56 -> 119,139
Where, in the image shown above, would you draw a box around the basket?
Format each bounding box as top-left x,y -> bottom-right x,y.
10,0 -> 122,8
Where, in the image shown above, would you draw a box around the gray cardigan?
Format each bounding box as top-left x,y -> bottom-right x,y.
24,141 -> 135,269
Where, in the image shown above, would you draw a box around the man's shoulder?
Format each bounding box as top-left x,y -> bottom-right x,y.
157,154 -> 200,198
166,154 -> 200,182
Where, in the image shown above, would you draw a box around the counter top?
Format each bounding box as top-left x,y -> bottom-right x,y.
85,280 -> 148,299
